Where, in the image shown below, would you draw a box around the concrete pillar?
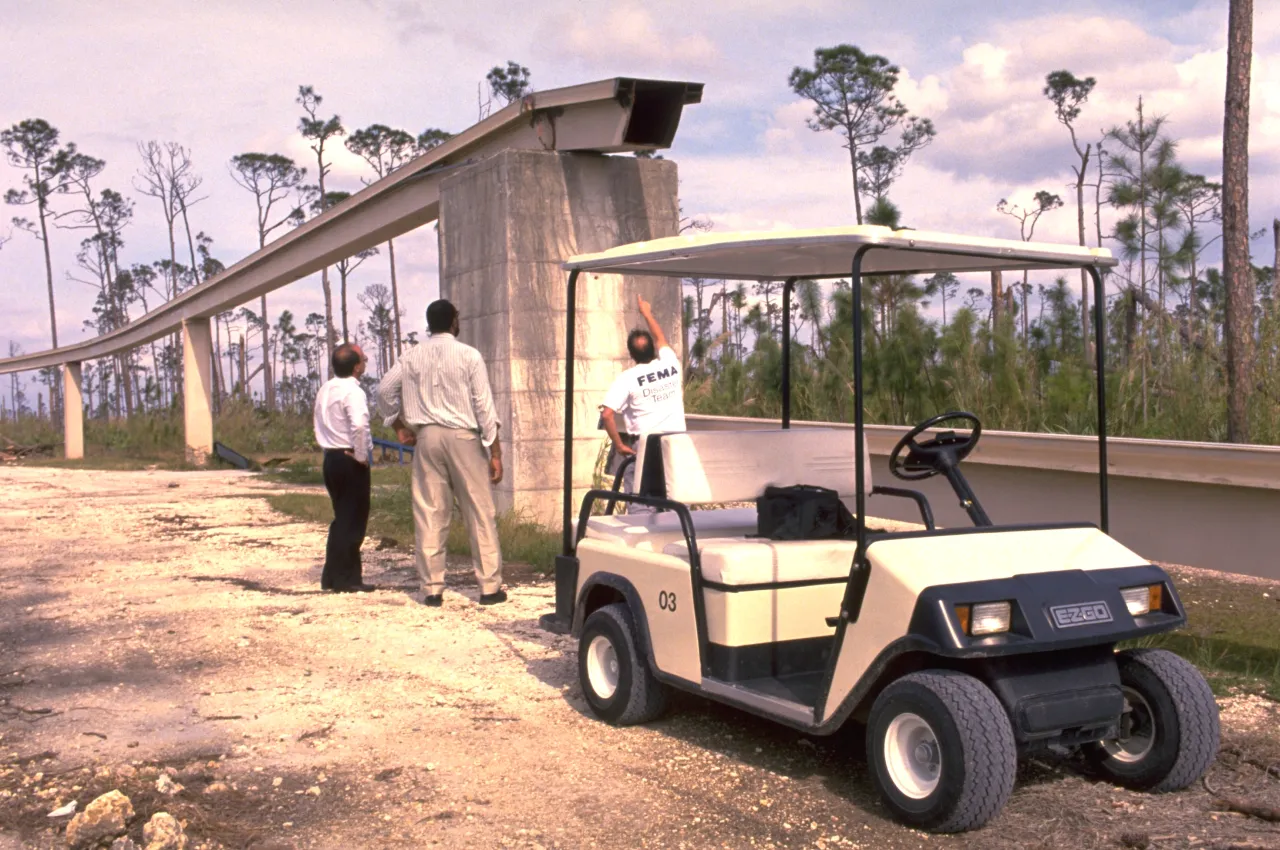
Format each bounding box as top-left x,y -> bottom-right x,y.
438,150 -> 682,526
62,361 -> 83,460
182,317 -> 214,465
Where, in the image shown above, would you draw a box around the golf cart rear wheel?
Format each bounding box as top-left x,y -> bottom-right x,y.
578,603 -> 667,726
866,671 -> 1016,833
1085,648 -> 1219,791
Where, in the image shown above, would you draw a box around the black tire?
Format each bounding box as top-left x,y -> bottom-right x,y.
578,603 -> 667,725
866,671 -> 1016,833
1085,648 -> 1219,791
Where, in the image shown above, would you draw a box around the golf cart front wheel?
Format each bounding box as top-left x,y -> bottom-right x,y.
1085,648 -> 1219,791
577,603 -> 667,726
866,670 -> 1016,833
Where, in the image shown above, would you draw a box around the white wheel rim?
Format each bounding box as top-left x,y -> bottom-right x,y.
1103,686 -> 1156,764
586,634 -> 620,701
884,712 -> 941,800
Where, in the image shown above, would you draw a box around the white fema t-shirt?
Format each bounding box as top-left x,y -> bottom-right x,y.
601,346 -> 686,435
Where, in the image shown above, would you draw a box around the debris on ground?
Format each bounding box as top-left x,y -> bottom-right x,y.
64,790 -> 133,849
154,775 -> 183,797
141,812 -> 187,850
0,433 -> 54,462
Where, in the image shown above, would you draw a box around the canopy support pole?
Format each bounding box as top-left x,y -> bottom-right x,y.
1089,265 -> 1109,533
781,277 -> 796,428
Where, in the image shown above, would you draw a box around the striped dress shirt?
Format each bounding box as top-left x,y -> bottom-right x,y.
376,333 -> 500,446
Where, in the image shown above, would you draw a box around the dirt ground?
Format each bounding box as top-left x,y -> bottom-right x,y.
1,466 -> 1278,850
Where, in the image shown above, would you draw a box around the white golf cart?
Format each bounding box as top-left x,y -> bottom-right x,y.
538,227 -> 1219,833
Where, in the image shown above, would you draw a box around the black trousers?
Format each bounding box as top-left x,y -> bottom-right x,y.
321,450 -> 371,589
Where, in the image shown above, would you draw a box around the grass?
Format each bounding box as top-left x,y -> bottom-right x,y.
270,458 -> 327,485
264,460 -> 561,573
22,454 -> 201,471
1125,566 -> 1280,699
3,400 -> 398,469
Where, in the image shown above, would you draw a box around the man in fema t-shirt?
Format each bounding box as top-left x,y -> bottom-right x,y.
599,295 -> 686,513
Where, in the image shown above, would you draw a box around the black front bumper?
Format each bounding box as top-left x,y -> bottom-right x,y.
980,647 -> 1124,745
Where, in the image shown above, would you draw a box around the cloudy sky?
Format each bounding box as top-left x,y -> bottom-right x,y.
2,0 -> 1277,389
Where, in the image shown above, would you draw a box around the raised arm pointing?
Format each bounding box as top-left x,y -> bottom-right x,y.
637,294 -> 668,351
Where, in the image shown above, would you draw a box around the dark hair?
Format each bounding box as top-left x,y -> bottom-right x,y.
627,330 -> 655,364
427,299 -> 458,334
332,344 -> 361,378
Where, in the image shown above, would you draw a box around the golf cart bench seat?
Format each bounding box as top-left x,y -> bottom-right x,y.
662,537 -> 857,586
581,507 -> 758,552
580,428 -> 870,553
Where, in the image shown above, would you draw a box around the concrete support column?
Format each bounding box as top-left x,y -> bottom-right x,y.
438,150 -> 682,526
62,361 -> 83,460
182,317 -> 214,465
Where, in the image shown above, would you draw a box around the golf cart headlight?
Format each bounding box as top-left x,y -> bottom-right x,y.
969,602 -> 1012,635
1121,584 -> 1162,617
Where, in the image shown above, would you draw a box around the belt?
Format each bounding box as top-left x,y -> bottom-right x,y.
323,447 -> 354,454
618,433 -> 640,445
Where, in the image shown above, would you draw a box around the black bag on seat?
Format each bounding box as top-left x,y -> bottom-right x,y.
757,484 -> 856,541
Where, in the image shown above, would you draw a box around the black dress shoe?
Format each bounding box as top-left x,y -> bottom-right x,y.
335,583 -> 377,593
421,594 -> 443,607
479,589 -> 508,605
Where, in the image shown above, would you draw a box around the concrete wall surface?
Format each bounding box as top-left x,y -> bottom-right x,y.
439,150 -> 682,525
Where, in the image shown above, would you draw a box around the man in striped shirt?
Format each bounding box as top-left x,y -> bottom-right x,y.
376,300 -> 506,607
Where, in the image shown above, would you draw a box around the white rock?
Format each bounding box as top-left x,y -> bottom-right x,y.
155,774 -> 184,796
47,800 -> 77,818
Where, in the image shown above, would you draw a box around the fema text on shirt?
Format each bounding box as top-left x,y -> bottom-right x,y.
635,363 -> 678,386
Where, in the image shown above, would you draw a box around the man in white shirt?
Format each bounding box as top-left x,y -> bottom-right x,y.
376,300 -> 506,607
312,343 -> 375,593
600,295 -> 686,512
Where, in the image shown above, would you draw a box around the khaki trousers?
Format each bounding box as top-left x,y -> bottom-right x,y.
411,425 -> 503,596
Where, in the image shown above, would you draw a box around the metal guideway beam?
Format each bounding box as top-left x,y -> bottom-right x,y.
0,78 -> 702,376
0,77 -> 701,464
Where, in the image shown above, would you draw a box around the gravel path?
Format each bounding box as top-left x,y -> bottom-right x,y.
0,467 -> 1277,850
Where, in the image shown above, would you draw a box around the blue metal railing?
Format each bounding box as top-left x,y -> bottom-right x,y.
373,437 -> 414,465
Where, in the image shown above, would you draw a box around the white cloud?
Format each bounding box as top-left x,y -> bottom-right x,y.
542,5 -> 720,70
895,69 -> 949,117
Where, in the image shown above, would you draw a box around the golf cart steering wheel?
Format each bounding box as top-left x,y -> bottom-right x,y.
889,411 -> 983,481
